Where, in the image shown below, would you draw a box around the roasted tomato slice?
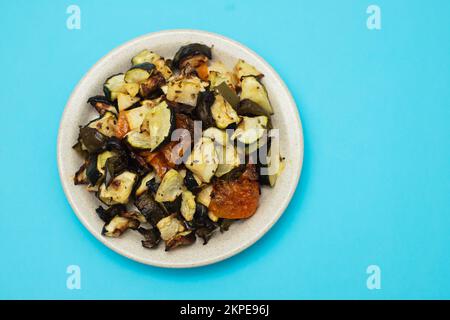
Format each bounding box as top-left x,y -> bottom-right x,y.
209,178 -> 260,219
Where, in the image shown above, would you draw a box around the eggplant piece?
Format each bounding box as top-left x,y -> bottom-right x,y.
87,111 -> 117,137
104,154 -> 128,186
195,91 -> 215,128
134,192 -> 166,226
155,169 -> 184,203
138,227 -> 161,249
180,191 -> 196,221
237,99 -> 271,117
219,218 -> 234,232
183,170 -> 202,192
146,177 -> 160,194
195,227 -> 215,245
103,73 -> 127,101
86,151 -> 116,186
72,141 -> 89,160
102,215 -> 139,237
162,196 -> 182,213
74,162 -> 88,185
126,101 -> 175,151
131,49 -> 173,80
234,59 -> 263,81
98,171 -> 137,205
117,93 -> 140,112
172,43 -> 212,70
78,127 -> 108,153
87,96 -> 117,115
120,210 -> 147,224
166,100 -> 197,115
210,94 -> 240,129
214,82 -> 240,110
139,73 -> 165,98
165,231 -> 196,251
185,137 -> 219,183
95,204 -> 127,223
124,63 -> 155,84
240,76 -> 273,115
230,116 -> 268,144
166,77 -> 205,107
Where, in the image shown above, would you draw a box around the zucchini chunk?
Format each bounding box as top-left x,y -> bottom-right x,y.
234,59 -> 263,81
166,77 -> 206,107
185,137 -> 219,183
87,111 -> 117,137
208,61 -> 236,90
172,43 -> 212,70
87,96 -> 117,115
210,94 -> 241,129
131,49 -> 173,80
117,93 -> 140,112
180,190 -> 196,222
103,74 -> 127,101
214,82 -> 240,109
259,142 -> 284,187
196,185 -> 213,207
124,63 -> 154,84
203,127 -> 228,146
139,73 -> 165,98
102,215 -> 139,237
126,101 -> 175,151
240,76 -> 273,115
156,214 -> 186,241
155,169 -> 184,203
231,116 -> 268,144
124,104 -> 152,131
98,171 -> 137,205
124,82 -> 140,97
135,171 -> 157,197
215,143 -> 241,177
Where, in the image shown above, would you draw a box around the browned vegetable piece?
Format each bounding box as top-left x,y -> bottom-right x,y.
209,165 -> 260,219
139,73 -> 165,98
115,111 -> 130,139
165,231 -> 196,251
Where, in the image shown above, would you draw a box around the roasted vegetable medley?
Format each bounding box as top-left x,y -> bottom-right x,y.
73,43 -> 284,251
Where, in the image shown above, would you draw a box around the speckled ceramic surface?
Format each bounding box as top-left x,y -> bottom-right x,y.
57,30 -> 303,268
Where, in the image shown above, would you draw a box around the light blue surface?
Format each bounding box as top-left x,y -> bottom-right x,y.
0,0 -> 449,299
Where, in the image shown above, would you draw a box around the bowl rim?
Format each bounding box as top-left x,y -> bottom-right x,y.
57,29 -> 304,268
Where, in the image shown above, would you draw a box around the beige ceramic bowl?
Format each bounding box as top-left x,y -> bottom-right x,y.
57,30 -> 303,268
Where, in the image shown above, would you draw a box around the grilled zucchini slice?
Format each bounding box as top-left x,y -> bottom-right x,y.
98,171 -> 137,205
215,144 -> 241,177
135,172 -> 157,197
124,104 -> 152,131
117,93 -> 140,111
125,101 -> 175,151
124,63 -> 155,84
240,76 -> 273,115
131,49 -> 173,80
87,111 -> 117,137
103,74 -> 127,101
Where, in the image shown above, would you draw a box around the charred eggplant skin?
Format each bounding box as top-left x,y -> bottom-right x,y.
96,204 -> 127,223
135,192 -> 167,226
172,43 -> 212,70
78,127 -> 108,153
184,170 -> 200,192
87,96 -> 117,115
195,91 -> 215,128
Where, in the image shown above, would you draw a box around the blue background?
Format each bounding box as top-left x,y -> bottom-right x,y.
1,0 -> 449,299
